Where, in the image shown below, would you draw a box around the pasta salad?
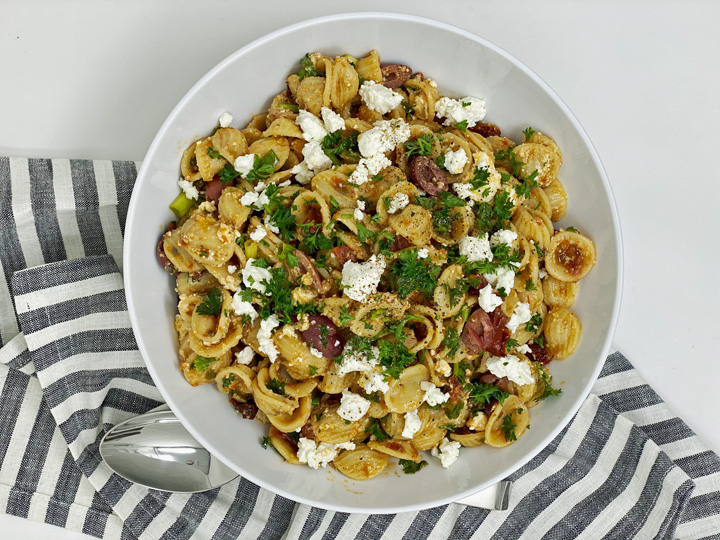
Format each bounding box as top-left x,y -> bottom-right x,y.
157,50 -> 597,480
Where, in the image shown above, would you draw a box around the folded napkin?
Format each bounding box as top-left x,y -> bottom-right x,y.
0,156 -> 718,539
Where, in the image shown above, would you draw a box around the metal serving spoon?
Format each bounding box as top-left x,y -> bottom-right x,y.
99,405 -> 512,508
99,405 -> 237,493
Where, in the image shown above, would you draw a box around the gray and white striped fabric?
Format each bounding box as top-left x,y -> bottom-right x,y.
0,155 -> 718,539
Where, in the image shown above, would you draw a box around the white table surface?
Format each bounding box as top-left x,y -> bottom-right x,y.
2,1 -> 719,537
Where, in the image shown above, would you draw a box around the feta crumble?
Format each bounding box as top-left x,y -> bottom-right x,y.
443,149 -> 468,174
231,292 -> 258,320
477,283 -> 503,313
350,154 -> 392,185
516,344 -> 533,355
459,233 -> 492,262
452,182 -> 475,207
227,265 -> 237,274
354,208 -> 364,220
341,254 -> 386,303
386,192 -> 410,214
490,229 -> 518,248
486,354 -> 534,386
539,268 -> 548,279
417,248 -> 429,259
296,109 -> 328,143
337,390 -> 371,422
401,409 -> 422,439
321,106 -> 346,133
337,346 -> 379,377
235,346 -> 255,365
264,214 -> 280,234
249,226 -> 267,242
358,80 -> 403,114
242,258 -> 272,295
302,141 -> 332,171
431,438 -> 461,468
435,96 -> 486,128
484,266 -> 516,295
359,371 -> 390,394
177,179 -> 199,200
297,438 -> 355,469
420,381 -> 450,406
218,112 -> 233,128
506,302 -> 532,333
309,347 -> 324,359
358,119 -> 411,158
257,314 -> 280,363
467,412 -> 487,432
234,154 -> 255,178
436,359 -> 452,377
290,162 -> 314,185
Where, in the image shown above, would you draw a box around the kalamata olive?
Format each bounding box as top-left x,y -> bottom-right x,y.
156,237 -> 177,275
409,155 -> 449,196
331,245 -> 357,266
387,235 -> 411,252
230,399 -> 258,419
461,308 -> 494,354
302,315 -> 343,358
479,372 -> 498,385
205,178 -> 228,204
469,122 -> 502,137
485,307 -> 510,357
528,342 -> 551,365
381,64 -> 412,88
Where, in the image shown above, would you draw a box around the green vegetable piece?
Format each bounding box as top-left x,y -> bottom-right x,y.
169,191 -> 195,218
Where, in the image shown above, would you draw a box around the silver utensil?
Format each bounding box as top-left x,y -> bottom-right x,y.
99,405 -> 237,493
99,405 -> 512,509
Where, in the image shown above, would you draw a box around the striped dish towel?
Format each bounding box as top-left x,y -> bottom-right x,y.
0,157 -> 718,540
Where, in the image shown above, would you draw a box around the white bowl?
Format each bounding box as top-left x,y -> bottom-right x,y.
124,12 -> 622,513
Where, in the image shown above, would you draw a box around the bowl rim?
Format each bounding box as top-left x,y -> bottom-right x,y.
124,11 -> 624,513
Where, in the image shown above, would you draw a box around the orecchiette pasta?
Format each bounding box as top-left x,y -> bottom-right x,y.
158,51 -> 597,480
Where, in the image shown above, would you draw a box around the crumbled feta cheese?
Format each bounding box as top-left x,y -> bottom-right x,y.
257,314 -> 280,363
350,154 -> 392,185
402,409 -> 422,439
337,390 -> 371,421
417,248 -> 429,259
321,107 -> 346,133
477,283 -> 503,313
427,79 -> 438,89
254,181 -> 266,193
359,371 -> 390,394
539,268 -> 548,279
309,347 -> 324,359
296,109 -> 328,143
227,265 -> 237,274
341,254 -> 386,303
435,96 -> 486,128
386,192 -> 409,214
354,208 -> 364,220
436,359 -> 452,377
302,141 -> 332,171
506,302 -> 532,333
452,182 -> 475,206
264,215 -> 280,234
218,112 -> 233,128
231,292 -> 258,320
459,233 -> 492,262
358,80 -> 403,114
420,381 -> 450,406
337,346 -> 379,377
356,200 -> 366,211
279,180 -> 291,187
467,412 -> 487,432
484,266 -> 516,295
249,226 -> 267,242
296,438 -> 355,469
358,119 -> 411,158
490,229 -> 518,248
431,438 -> 461,468
290,162 -> 314,185
234,154 -> 255,177
516,344 -> 532,355
235,346 -> 255,365
444,149 -> 468,174
177,179 -> 199,200
242,258 -> 272,295
486,354 -> 534,385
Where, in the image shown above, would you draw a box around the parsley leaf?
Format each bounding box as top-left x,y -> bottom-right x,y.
193,355 -> 215,372
399,459 -> 428,474
266,378 -> 288,396
278,244 -> 299,268
309,365 -> 318,376
525,279 -> 537,291
522,126 -> 536,141
566,226 -> 578,233
534,362 -> 562,402
505,337 -> 519,352
403,133 -> 434,156
297,53 -> 319,81
470,166 -> 490,190
401,101 -> 414,117
455,120 -> 468,131
207,146 -> 222,160
494,148 -> 524,177
441,327 -> 461,356
339,305 -> 355,327
465,382 -> 509,407
377,340 -> 416,380
445,400 -> 464,419
525,313 -> 542,333
321,131 -> 360,166
502,411 -> 519,442
364,418 -> 391,442
195,288 -> 223,316
246,151 -> 278,182
390,248 -> 442,298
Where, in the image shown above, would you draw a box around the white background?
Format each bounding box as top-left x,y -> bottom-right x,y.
2,1 -> 719,537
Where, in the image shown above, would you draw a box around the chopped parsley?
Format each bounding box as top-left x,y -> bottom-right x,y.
339,305 -> 355,327
364,418 -> 391,442
297,53 -> 319,80
525,279 -> 537,291
309,365 -> 318,376
206,146 -> 222,160
522,126 -> 536,141
399,459 -> 428,474
218,163 -> 240,184
566,226 -> 578,233
514,169 -> 539,199
501,410 -> 520,442
403,133 -> 434,156
246,151 -> 278,182
470,166 -> 490,190
453,360 -> 471,383
465,382 -> 509,407
455,120 -> 468,131
444,400 -> 464,419
494,148 -> 524,177
377,339 -> 416,380
195,288 -> 223,316
390,248 -> 442,298
278,244 -> 299,268
298,224 -> 335,255
266,378 -> 288,396
321,130 -> 360,166
534,362 -> 562,402
193,355 -> 215,372
401,101 -> 415,117
525,313 -> 543,333
441,327 -> 461,356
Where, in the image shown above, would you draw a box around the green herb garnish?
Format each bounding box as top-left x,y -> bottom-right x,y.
195,288 -> 223,316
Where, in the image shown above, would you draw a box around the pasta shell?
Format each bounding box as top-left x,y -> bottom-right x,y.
268,426 -> 301,464
484,395 -> 530,447
194,138 -> 227,182
354,50 -> 383,83
333,444 -> 388,481
542,275 -> 579,308
211,128 -> 248,163
384,364 -> 429,413
544,307 -> 582,360
545,230 -> 597,282
543,179 -> 568,221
